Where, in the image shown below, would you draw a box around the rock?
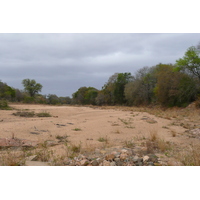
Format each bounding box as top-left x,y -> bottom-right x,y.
100,150 -> 107,154
25,155 -> 38,161
133,156 -> 139,163
114,158 -> 120,162
121,149 -> 128,154
136,162 -> 143,166
120,153 -> 128,160
91,160 -> 99,166
105,154 -> 115,161
80,159 -> 89,166
148,154 -> 158,162
143,155 -> 150,162
148,162 -> 154,166
102,160 -> 111,166
110,161 -> 116,166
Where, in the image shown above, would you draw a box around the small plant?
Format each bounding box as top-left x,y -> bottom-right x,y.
162,126 -> 169,129
98,136 -> 108,143
171,131 -> 176,137
56,135 -> 69,143
36,112 -> 51,117
176,144 -> 200,166
149,131 -> 158,142
118,118 -> 130,125
72,128 -> 82,131
124,140 -> 135,148
13,111 -> 35,117
0,100 -> 11,110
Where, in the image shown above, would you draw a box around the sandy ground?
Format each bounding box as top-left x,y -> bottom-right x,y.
1,103 -> 195,155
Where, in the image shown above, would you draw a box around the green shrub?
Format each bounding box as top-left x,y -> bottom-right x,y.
0,100 -> 11,110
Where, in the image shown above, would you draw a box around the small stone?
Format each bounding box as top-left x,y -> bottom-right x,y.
120,153 -> 128,160
91,160 -> 99,166
136,162 -> 143,166
102,160 -> 111,166
148,162 -> 154,166
110,161 -> 116,166
105,154 -> 115,161
25,155 -> 38,161
133,156 -> 139,162
114,158 -> 120,162
121,149 -> 128,154
100,150 -> 107,154
80,159 -> 89,166
143,155 -> 150,162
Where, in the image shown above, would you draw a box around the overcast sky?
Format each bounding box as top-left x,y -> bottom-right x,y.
1,33 -> 200,97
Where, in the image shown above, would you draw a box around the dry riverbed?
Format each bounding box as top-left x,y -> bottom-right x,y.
0,103 -> 200,166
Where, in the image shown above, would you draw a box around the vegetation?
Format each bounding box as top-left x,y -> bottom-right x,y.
22,79 -> 43,98
1,43 -> 200,108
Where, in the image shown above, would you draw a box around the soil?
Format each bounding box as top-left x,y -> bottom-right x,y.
0,103 -> 199,165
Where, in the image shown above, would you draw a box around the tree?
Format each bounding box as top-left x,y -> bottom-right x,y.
72,87 -> 98,105
124,67 -> 157,106
22,79 -> 43,97
154,64 -> 197,107
176,46 -> 200,80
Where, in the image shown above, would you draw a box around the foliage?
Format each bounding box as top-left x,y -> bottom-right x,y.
72,87 -> 98,105
22,79 -> 43,97
176,46 -> 200,80
0,100 -> 11,110
0,81 -> 16,101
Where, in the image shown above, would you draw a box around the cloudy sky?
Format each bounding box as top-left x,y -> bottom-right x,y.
1,33 -> 200,97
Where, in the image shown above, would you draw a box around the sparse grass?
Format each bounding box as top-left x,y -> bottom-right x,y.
114,129 -> 121,134
56,135 -> 70,143
125,125 -> 135,129
0,100 -> 11,110
72,128 -> 82,131
176,144 -> 200,166
123,140 -> 135,148
34,141 -> 54,162
118,118 -> 131,125
13,111 -> 52,118
146,131 -> 172,154
13,111 -> 35,117
98,136 -> 108,143
0,150 -> 25,166
162,126 -> 169,129
65,142 -> 82,159
171,131 -> 177,137
36,112 -> 52,117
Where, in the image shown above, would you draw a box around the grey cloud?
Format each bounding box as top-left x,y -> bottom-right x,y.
0,33 -> 200,97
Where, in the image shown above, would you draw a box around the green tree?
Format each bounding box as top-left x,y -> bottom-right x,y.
22,79 -> 43,97
176,46 -> 200,80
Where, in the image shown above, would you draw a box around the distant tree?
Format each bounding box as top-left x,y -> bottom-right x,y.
47,94 -> 60,105
0,81 -> 16,101
125,67 -> 157,105
22,79 -> 43,98
72,87 -> 98,105
101,72 -> 133,105
176,46 -> 200,80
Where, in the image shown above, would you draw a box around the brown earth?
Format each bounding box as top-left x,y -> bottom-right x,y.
0,103 -> 200,165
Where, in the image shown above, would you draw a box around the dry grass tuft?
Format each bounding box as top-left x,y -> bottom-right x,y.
176,144 -> 200,166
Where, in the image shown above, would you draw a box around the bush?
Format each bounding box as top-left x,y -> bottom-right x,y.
0,100 -> 10,110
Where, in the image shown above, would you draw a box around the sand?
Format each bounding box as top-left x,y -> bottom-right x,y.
0,103 -> 193,154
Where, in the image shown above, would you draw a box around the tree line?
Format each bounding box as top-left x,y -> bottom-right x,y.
72,44 -> 200,107
1,44 -> 200,107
